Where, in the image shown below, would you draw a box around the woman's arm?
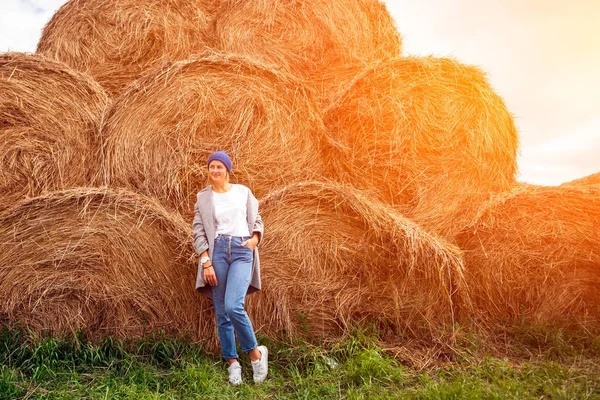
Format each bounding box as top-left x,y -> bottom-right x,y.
199,248 -> 217,286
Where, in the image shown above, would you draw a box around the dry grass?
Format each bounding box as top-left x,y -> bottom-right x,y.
248,181 -> 471,343
323,56 -> 519,240
561,172 -> 600,187
0,52 -> 110,212
212,0 -> 401,105
37,0 -> 218,97
456,184 -> 600,335
102,52 -> 328,213
0,187 -> 212,341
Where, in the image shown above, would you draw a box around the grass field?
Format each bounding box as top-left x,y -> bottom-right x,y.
1,328 -> 599,399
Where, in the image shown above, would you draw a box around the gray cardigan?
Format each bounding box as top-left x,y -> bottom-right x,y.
192,185 -> 264,298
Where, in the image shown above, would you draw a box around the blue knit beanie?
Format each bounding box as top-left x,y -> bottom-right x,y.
207,151 -> 232,173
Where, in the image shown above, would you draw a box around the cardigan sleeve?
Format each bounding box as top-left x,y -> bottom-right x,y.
253,212 -> 264,244
192,196 -> 209,255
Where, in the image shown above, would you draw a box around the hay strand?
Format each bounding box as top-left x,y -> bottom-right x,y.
247,181 -> 471,342
212,0 -> 401,105
456,184 -> 600,334
323,56 -> 519,240
0,52 -> 110,212
37,0 -> 218,97
0,187 -> 211,341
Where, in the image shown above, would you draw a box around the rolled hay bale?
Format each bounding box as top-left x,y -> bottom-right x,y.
323,57 -> 519,240
0,188 -> 212,341
37,0 -> 218,97
246,181 -> 471,342
561,172 -> 600,187
103,53 -> 328,213
212,0 -> 401,105
455,184 -> 600,334
0,53 -> 110,212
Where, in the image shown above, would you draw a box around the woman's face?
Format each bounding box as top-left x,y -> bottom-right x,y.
208,160 -> 229,185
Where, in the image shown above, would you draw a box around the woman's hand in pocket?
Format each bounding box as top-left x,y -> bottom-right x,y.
242,236 -> 258,251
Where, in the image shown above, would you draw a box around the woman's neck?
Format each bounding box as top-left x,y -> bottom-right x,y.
212,181 -> 232,193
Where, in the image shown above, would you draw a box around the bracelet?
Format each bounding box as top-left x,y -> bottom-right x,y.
203,264 -> 213,270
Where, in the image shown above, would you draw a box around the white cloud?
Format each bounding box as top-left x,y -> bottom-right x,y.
525,119 -> 600,155
0,0 -> 67,52
518,118 -> 600,184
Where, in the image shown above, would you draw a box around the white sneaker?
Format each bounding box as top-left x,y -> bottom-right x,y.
228,361 -> 242,385
251,345 -> 268,384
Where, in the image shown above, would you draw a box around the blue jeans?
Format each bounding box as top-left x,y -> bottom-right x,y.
211,235 -> 258,360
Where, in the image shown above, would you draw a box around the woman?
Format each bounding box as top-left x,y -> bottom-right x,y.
192,150 -> 268,385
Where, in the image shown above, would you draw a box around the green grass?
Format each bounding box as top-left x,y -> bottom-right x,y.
1,328 -> 599,399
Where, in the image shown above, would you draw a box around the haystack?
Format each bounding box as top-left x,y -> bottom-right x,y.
455,184 -> 600,334
247,181 -> 470,342
102,53 -> 327,213
37,0 -> 218,97
0,53 -> 109,212
561,172 -> 600,187
323,56 -> 519,240
0,188 -> 211,341
212,0 -> 401,105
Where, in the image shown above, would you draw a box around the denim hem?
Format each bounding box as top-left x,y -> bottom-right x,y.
241,343 -> 258,353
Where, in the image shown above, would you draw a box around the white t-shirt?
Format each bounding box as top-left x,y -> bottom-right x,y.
212,184 -> 251,237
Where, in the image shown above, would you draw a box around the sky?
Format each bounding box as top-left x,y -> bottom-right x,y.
1,0 -> 599,186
